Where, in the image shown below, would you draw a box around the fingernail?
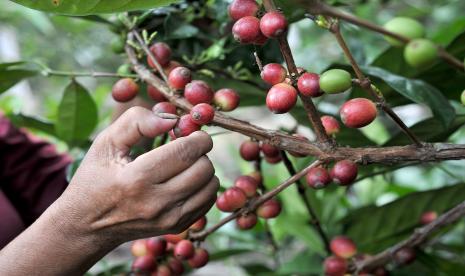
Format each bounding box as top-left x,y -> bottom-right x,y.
155,112 -> 179,120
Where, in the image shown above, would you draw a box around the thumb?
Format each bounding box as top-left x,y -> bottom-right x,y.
99,106 -> 177,153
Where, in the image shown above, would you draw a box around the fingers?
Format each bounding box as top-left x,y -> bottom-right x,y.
99,106 -> 177,153
161,156 -> 215,201
128,131 -> 213,183
180,176 -> 219,218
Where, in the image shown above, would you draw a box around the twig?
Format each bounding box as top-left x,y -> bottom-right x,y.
280,151 -> 331,254
189,160 -> 322,241
355,200 -> 465,272
262,0 -> 333,146
328,20 -> 422,146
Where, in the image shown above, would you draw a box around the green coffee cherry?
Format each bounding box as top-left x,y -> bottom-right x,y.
461,90 -> 465,106
117,64 -> 132,75
111,36 -> 125,54
319,69 -> 352,94
384,17 -> 424,47
404,39 -> 437,68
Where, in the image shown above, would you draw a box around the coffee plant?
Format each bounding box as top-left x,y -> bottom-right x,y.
2,0 -> 465,275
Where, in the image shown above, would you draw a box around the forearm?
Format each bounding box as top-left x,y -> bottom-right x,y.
0,199 -> 117,276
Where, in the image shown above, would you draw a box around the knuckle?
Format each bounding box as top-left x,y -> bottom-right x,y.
198,156 -> 215,178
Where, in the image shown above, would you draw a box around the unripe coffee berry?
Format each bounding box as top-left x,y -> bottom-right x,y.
234,175 -> 259,197
153,264 -> 172,276
420,211 -> 437,225
261,143 -> 280,157
266,83 -> 298,114
319,69 -> 352,94
257,198 -> 281,219
147,42 -> 172,68
324,256 -> 347,276
248,171 -> 263,185
111,36 -> 125,54
330,160 -> 358,186
297,72 -> 323,97
131,239 -> 148,257
330,236 -> 357,259
147,85 -> 167,102
404,39 -> 438,68
340,98 -> 377,128
224,187 -> 247,210
240,140 -> 260,161
321,115 -> 340,136
163,231 -> 187,244
261,63 -> 287,85
260,11 -> 288,38
383,17 -> 424,46
174,240 -> 195,260
228,0 -> 259,21
232,16 -> 261,44
190,216 -> 207,232
152,102 -> 177,115
394,247 -> 416,265
461,90 -> 465,106
213,88 -> 240,111
306,167 -> 331,189
168,67 -> 192,90
132,255 -> 157,273
184,80 -> 214,105
187,248 -> 210,268
146,237 -> 167,257
236,213 -> 257,229
190,103 -> 215,125
112,78 -> 139,102
173,115 -> 200,138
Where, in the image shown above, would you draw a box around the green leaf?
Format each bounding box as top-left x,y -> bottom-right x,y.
384,115 -> 465,146
56,80 -> 98,145
10,0 -> 178,15
360,66 -> 455,127
0,62 -> 37,94
342,183 -> 465,253
163,14 -> 199,40
209,249 -> 252,261
8,113 -> 56,136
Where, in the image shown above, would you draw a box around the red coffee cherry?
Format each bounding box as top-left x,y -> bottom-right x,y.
163,231 -> 187,244
240,140 -> 260,161
420,211 -> 437,225
306,167 -> 331,189
297,72 -> 323,97
168,67 -> 192,90
213,88 -> 240,111
340,98 -> 377,128
184,80 -> 214,105
152,102 -> 177,115
224,187 -> 247,210
112,78 -> 139,102
261,63 -> 287,85
266,83 -> 298,113
147,85 -> 167,102
234,175 -> 259,197
146,237 -> 167,257
190,216 -> 207,232
228,0 -> 259,21
261,143 -> 280,157
152,264 -> 172,276
163,60 -> 181,76
330,160 -> 358,186
257,198 -> 282,219
324,256 -> 347,276
166,257 -> 184,275
216,193 -> 234,212
174,240 -> 195,260
265,154 -> 282,164
132,255 -> 157,273
321,115 -> 340,136
248,171 -> 263,185
232,16 -> 261,44
173,115 -> 200,138
254,31 -> 268,45
236,213 -> 258,229
190,103 -> 215,125
260,11 -> 288,38
394,247 -> 416,265
147,42 -> 172,68
131,239 -> 148,257
187,248 -> 210,268
330,236 -> 357,259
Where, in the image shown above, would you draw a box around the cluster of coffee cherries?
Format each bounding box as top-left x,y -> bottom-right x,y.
111,41 -> 241,138
324,211 -> 438,275
130,217 -> 209,275
216,173 -> 282,229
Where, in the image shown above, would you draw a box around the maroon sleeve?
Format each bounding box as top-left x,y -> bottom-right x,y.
0,114 -> 71,227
